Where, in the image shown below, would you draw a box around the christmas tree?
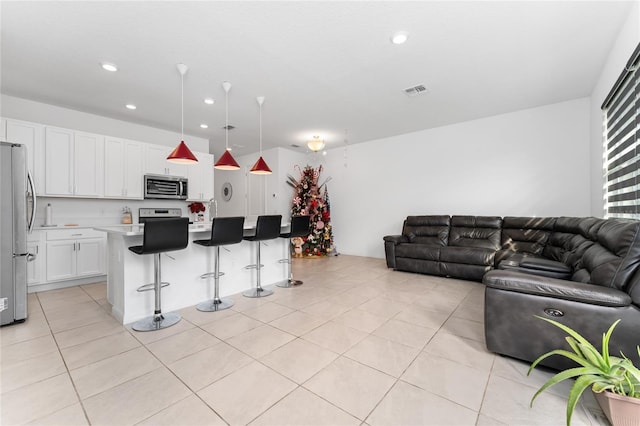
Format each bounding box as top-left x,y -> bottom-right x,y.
287,165 -> 334,257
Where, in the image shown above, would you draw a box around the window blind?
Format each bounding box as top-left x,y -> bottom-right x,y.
603,43 -> 640,218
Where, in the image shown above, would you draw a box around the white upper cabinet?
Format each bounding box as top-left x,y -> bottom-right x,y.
74,131 -> 104,197
144,143 -> 186,177
104,137 -> 143,199
44,127 -> 74,196
5,118 -> 44,194
45,127 -> 104,197
187,151 -> 214,201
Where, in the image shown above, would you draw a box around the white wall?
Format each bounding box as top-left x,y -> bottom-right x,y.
320,98 -> 591,258
589,1 -> 640,217
1,94 -> 209,152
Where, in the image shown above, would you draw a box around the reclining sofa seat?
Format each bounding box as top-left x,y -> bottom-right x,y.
383,215 -> 502,281
484,217 -> 640,370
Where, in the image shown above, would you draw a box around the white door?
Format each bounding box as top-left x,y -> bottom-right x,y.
76,238 -> 104,277
74,131 -> 104,197
124,140 -> 143,198
44,127 -> 74,196
46,240 -> 76,281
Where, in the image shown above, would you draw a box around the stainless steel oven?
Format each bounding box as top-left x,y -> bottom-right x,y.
144,174 -> 188,200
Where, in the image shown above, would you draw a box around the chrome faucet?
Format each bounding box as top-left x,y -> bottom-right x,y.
209,198 -> 218,219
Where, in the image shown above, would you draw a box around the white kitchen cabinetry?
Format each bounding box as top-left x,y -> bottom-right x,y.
45,229 -> 105,282
1,118 -> 6,139
187,151 -> 214,201
5,119 -> 44,195
27,231 -> 44,286
44,127 -> 104,197
145,143 -> 186,177
104,137 -> 143,199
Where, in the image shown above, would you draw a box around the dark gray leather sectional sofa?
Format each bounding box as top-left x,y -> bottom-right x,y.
384,215 -> 640,369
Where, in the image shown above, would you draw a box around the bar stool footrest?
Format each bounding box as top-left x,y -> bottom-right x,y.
244,264 -> 264,270
200,271 -> 225,279
136,282 -> 170,292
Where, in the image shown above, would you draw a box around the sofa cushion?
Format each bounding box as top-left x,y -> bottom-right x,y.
402,215 -> 450,246
575,218 -> 640,290
542,217 -> 604,268
440,246 -> 495,266
396,243 -> 440,261
449,216 -> 502,250
497,217 -> 556,263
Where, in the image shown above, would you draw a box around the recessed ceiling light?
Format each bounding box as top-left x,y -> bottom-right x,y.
101,62 -> 118,72
391,31 -> 409,45
200,124 -> 208,129
125,104 -> 136,110
204,98 -> 215,105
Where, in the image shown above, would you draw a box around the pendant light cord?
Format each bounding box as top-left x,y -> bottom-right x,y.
259,101 -> 263,154
225,88 -> 229,150
181,71 -> 184,141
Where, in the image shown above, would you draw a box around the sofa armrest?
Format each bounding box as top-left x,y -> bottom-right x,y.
383,235 -> 408,244
483,270 -> 632,307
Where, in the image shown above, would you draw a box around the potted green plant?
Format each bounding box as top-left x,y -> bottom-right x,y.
528,317 -> 640,426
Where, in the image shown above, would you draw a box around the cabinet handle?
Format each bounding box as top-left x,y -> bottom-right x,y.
78,243 -> 81,251
71,233 -> 82,236
73,242 -> 76,251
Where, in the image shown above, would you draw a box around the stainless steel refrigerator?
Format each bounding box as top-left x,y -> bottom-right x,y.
0,141 -> 36,326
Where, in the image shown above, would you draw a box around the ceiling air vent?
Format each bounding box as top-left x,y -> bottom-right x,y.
222,125 -> 235,130
291,144 -> 301,148
403,84 -> 428,97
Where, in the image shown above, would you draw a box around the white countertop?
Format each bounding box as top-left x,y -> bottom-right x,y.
94,222 -> 290,236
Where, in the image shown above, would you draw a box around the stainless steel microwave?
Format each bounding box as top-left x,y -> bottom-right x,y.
144,174 -> 188,200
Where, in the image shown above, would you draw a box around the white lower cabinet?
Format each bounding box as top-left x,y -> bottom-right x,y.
45,229 -> 106,282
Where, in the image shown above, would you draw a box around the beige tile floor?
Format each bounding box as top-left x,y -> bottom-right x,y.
0,255 -> 609,425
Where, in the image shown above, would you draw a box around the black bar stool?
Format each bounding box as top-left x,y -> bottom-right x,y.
193,216 -> 245,312
276,215 -> 310,288
128,217 -> 189,332
243,215 -> 282,298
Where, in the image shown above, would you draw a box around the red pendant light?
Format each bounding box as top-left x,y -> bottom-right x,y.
214,81 -> 240,170
167,63 -> 198,164
250,96 -> 272,175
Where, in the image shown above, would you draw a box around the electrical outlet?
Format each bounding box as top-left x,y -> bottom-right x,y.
0,297 -> 8,312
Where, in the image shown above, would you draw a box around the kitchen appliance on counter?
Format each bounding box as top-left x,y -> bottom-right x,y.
138,207 -> 183,224
0,142 -> 36,326
144,174 -> 188,200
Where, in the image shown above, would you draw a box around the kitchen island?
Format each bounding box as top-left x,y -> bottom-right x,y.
94,222 -> 289,325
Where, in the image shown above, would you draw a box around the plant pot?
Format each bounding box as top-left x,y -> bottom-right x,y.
593,390 -> 640,426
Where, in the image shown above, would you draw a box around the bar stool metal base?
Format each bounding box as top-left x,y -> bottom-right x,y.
197,298 -> 234,312
276,279 -> 303,288
132,312 -> 181,332
243,287 -> 274,298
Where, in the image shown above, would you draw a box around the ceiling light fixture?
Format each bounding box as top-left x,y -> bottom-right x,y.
214,81 -> 240,170
125,104 -> 137,110
101,62 -> 118,72
167,63 -> 198,164
200,124 -> 208,129
307,135 -> 325,152
204,98 -> 214,105
391,31 -> 409,45
250,96 -> 272,175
